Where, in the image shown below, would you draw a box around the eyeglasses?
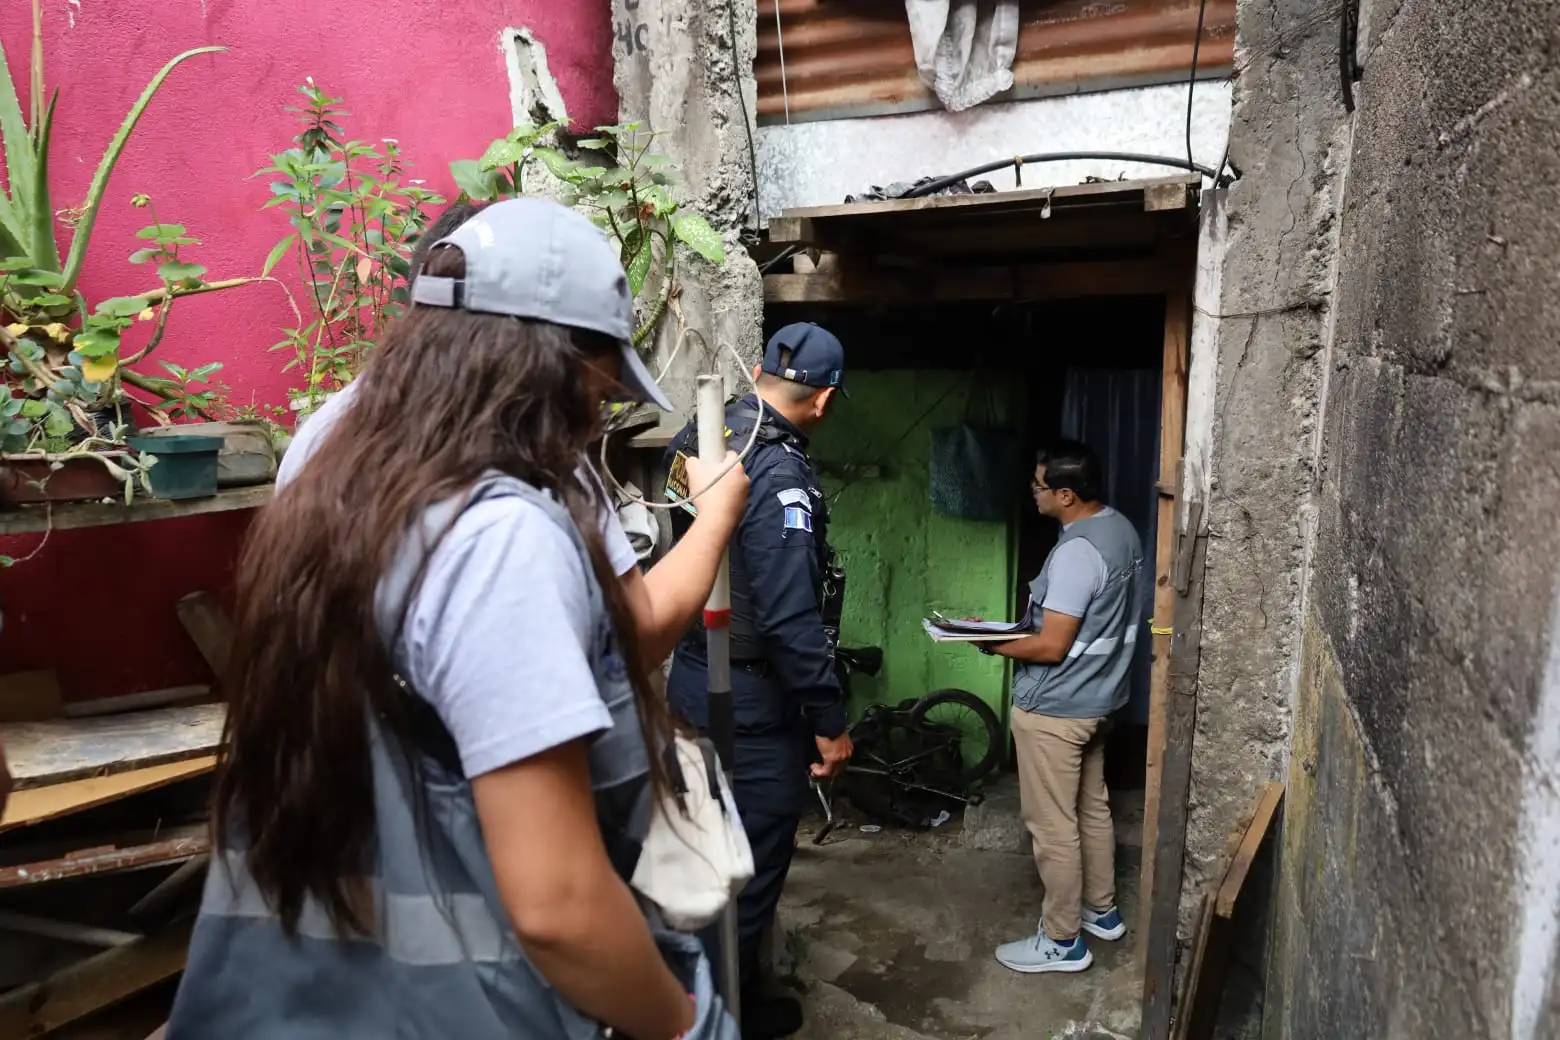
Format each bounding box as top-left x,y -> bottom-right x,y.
1030,480 -> 1053,494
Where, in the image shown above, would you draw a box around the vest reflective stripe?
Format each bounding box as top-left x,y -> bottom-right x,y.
1066,633 -> 1128,658
201,850 -> 515,967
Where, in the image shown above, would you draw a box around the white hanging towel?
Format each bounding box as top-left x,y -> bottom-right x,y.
905,0 -> 1021,112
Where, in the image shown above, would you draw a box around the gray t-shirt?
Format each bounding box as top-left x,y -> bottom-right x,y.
1039,507 -> 1116,618
276,380 -> 636,778
279,381 -> 638,577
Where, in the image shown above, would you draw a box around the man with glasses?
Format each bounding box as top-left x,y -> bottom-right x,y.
981,439 -> 1145,974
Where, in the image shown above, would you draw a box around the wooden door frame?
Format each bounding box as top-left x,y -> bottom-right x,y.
1136,232 -> 1213,1040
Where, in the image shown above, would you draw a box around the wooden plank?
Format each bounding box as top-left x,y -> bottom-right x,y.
1216,781 -> 1284,918
1137,287 -> 1192,964
772,174 -> 1203,224
129,854 -> 210,926
64,685 -> 212,719
1179,903 -> 1235,1040
0,919 -> 192,1037
1172,781 -> 1285,1039
1140,524 -> 1211,1040
0,828 -> 208,889
0,910 -> 142,949
1171,783 -> 1269,1039
764,258 -> 1171,305
766,216 -> 817,245
0,483 -> 271,536
1144,181 -> 1192,212
1171,890 -> 1217,1040
1,756 -> 217,833
177,591 -> 235,675
0,669 -> 63,723
0,704 -> 225,790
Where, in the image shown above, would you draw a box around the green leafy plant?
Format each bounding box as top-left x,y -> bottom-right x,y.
0,1 -> 252,500
153,360 -> 228,421
454,122 -> 725,346
257,80 -> 444,415
450,119 -> 571,202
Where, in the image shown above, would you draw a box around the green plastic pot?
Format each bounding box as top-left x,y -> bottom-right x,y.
128,434 -> 223,500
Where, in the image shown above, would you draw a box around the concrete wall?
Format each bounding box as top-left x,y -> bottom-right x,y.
810,371 -> 1018,719
757,82 -> 1232,213
1265,1 -> 1560,1036
612,0 -> 764,419
0,0 -> 615,701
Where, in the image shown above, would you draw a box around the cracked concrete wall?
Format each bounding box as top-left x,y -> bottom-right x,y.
1262,1 -> 1560,1036
612,0 -> 764,423
1184,0 -> 1351,927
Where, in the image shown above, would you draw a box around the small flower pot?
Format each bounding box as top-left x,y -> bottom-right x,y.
153,421 -> 278,487
128,433 -> 223,500
0,453 -> 128,505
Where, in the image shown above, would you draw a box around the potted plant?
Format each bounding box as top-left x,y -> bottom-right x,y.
0,0 -> 260,507
256,80 -> 443,425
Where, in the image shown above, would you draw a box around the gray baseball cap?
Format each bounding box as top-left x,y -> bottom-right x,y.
410,196 -> 673,411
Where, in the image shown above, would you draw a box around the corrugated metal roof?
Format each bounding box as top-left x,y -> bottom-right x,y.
756,0 -> 1235,123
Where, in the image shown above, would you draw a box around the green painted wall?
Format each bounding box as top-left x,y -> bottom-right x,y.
811,371 -> 1022,720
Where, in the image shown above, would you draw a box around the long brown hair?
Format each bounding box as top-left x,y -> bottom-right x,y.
214,245 -> 672,937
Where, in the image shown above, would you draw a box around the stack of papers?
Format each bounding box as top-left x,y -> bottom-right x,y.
921,617 -> 1032,643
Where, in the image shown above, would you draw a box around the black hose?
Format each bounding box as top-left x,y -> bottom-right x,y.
728,0 -> 762,222
1187,0 -> 1209,167
900,151 -> 1233,199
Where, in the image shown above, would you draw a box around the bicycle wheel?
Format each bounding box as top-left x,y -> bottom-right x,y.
909,689 -> 1002,782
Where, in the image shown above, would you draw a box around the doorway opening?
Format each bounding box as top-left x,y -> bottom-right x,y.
756,176 -> 1198,1037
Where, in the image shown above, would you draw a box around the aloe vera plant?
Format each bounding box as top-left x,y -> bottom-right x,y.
0,0 -> 243,471
0,6 -> 224,314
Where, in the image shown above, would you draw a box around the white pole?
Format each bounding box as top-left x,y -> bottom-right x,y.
696,374 -> 742,1021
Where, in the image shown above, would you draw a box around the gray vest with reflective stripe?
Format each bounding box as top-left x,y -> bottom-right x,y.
169,476 -> 735,1039
1012,508 -> 1145,719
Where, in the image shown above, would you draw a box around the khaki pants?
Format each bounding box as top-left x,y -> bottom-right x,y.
1010,708 -> 1116,941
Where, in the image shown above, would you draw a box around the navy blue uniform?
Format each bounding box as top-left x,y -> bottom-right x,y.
664,393 -> 845,986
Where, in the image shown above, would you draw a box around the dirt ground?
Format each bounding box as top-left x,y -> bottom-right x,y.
777,782 -> 1145,1040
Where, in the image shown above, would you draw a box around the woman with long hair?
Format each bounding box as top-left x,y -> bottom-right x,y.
168,197 -> 747,1038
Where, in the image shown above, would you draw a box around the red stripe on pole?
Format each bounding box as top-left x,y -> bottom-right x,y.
704,608 -> 732,629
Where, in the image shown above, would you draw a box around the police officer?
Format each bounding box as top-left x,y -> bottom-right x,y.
664,322 -> 854,1039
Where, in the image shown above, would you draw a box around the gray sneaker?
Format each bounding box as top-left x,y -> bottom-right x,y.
994,930 -> 1094,974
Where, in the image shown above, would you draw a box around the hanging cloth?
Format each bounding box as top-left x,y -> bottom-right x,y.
905,0 -> 1021,112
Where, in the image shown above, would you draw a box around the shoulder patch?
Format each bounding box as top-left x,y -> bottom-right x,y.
665,450 -> 698,517
783,506 -> 814,534
776,488 -> 811,510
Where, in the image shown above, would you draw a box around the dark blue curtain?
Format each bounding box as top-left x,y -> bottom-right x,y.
1059,369 -> 1161,726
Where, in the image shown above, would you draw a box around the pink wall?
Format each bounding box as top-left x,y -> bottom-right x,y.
0,0 -> 616,701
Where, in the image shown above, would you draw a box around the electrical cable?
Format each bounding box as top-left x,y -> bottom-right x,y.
759,244 -> 803,274
727,0 -> 763,224
598,322 -> 766,512
1187,0 -> 1209,170
900,151 -> 1230,198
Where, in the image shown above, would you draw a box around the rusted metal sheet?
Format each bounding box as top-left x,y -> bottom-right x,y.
757,0 -> 1235,122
